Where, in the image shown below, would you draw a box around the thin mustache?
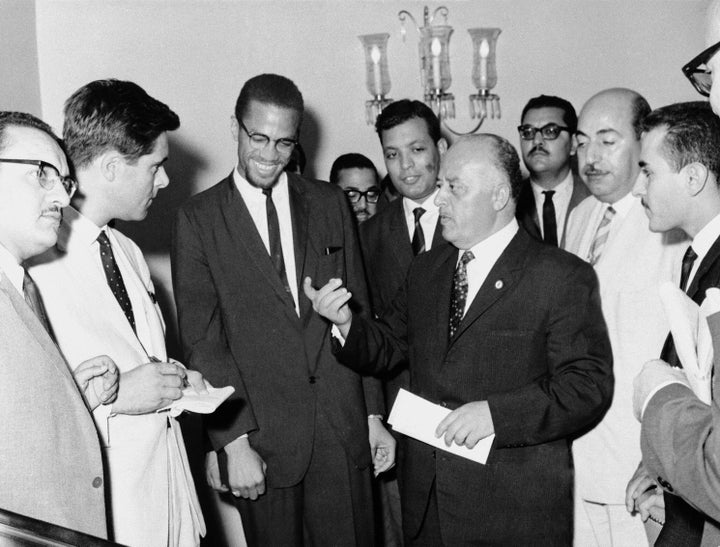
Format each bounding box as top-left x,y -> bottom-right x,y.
529,145 -> 548,155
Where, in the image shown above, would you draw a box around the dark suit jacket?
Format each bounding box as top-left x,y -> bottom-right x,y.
651,236 -> 720,547
359,198 -> 444,409
171,173 -> 382,488
339,228 -> 613,545
516,173 -> 589,248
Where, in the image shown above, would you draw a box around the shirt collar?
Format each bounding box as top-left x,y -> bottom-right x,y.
402,188 -> 440,217
0,242 -> 24,294
460,217 -> 519,262
530,170 -> 574,201
691,212 -> 720,260
233,167 -> 289,204
600,190 -> 635,220
57,205 -> 104,252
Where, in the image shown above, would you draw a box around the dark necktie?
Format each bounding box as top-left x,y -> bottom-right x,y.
541,190 -> 558,246
97,231 -> 136,332
449,250 -> 475,338
411,207 -> 426,256
23,269 -> 52,335
263,187 -> 292,295
679,245 -> 698,293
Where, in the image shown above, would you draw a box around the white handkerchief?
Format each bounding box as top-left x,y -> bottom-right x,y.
658,282 -> 715,403
388,388 -> 495,465
158,385 -> 235,418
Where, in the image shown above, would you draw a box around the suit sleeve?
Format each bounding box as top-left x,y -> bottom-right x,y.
336,190 -> 385,416
487,260 -> 614,446
640,314 -> 720,521
171,206 -> 258,449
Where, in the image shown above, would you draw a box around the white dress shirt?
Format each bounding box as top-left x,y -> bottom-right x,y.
0,243 -> 23,294
531,170 -> 573,243
460,218 -> 519,316
403,189 -> 440,250
234,168 -> 299,315
686,212 -> 720,288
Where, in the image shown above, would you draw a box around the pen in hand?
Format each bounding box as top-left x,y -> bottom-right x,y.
149,355 -> 189,388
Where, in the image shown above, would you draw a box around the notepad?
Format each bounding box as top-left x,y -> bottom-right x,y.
388,388 -> 495,464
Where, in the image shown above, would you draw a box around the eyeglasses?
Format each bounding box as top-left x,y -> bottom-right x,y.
344,187 -> 381,204
0,158 -> 77,198
682,39 -> 720,96
238,119 -> 298,155
517,123 -> 571,141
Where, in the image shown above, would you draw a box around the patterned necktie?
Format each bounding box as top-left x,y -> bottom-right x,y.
449,250 -> 475,338
588,206 -> 616,265
97,231 -> 136,332
23,269 -> 52,335
411,207 -> 426,256
679,245 -> 698,293
263,187 -> 292,295
542,190 -> 558,247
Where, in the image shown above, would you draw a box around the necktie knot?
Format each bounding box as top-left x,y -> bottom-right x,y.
542,190 -> 555,201
460,250 -> 475,266
413,207 -> 426,222
262,187 -> 273,198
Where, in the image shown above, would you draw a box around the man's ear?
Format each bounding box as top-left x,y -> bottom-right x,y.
685,162 -> 710,197
230,116 -> 240,142
437,137 -> 449,156
570,134 -> 578,156
493,182 -> 511,211
99,151 -> 122,182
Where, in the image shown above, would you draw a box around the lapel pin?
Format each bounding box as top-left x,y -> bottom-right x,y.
495,280 -> 503,290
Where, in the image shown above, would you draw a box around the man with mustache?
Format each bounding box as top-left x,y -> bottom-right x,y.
564,88 -> 686,546
28,80 -> 206,546
306,133 -> 613,545
330,152 -> 382,224
516,95 -> 589,247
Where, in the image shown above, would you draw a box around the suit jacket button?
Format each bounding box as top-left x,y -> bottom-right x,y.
92,477 -> 103,488
309,376 -> 316,384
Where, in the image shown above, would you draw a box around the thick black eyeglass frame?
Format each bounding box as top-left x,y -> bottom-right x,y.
0,158 -> 77,197
682,39 -> 720,96
517,123 -> 571,141
343,187 -> 381,204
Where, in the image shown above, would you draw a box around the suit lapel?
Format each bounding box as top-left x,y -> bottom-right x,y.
688,235 -> 720,301
288,173 -> 311,319
0,273 -> 73,382
221,176 -> 297,317
431,246 -> 458,348
450,230 -> 530,344
389,200 -> 414,271
430,216 -> 445,248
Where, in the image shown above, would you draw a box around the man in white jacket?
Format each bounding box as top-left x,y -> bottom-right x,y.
29,79 -> 206,547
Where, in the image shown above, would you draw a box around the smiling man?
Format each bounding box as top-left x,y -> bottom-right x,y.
172,73 -> 391,547
516,95 -> 588,247
27,80 -> 206,547
305,134 -> 613,546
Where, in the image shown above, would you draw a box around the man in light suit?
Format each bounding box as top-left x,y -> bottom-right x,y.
516,95 -> 589,248
28,80 -> 206,547
306,134 -> 614,546
564,88 -> 685,546
632,100 -> 720,547
358,99 -> 447,546
171,73 -> 392,546
0,111 -> 118,538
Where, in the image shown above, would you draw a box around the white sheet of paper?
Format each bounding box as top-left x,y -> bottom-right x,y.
388,388 -> 495,465
158,385 -> 235,418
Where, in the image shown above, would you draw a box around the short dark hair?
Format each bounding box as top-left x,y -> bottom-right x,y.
630,93 -> 652,140
329,153 -> 379,185
0,111 -> 61,154
63,79 -> 179,169
521,95 -> 578,133
375,99 -> 442,145
234,74 -> 304,123
641,101 -> 720,181
484,134 -> 523,200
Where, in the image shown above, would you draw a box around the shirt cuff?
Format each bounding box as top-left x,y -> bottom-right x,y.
331,324 -> 346,346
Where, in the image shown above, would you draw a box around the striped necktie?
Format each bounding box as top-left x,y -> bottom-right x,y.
588,206 -> 616,266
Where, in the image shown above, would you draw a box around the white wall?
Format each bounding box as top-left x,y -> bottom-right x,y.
0,0 -> 41,114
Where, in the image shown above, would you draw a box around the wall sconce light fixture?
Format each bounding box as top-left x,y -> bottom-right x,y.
360,5 -> 501,134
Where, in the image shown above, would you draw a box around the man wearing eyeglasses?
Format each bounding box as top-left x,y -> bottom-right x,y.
563,88 -> 687,546
27,80 -> 207,547
0,111 -> 119,539
329,152 -> 382,224
516,95 -> 589,248
172,73 -> 389,546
